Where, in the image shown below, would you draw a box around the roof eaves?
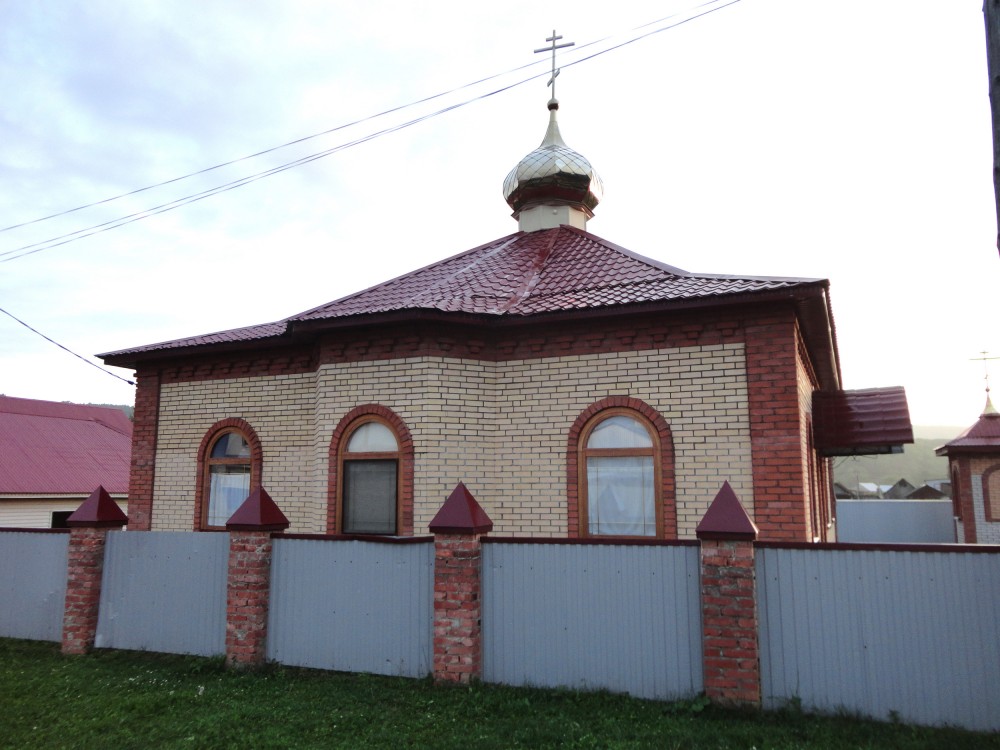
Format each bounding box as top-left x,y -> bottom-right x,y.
98,321 -> 293,368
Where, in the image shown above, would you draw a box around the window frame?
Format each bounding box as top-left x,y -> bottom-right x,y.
336,415 -> 403,535
567,398 -> 676,539
195,418 -> 262,531
578,408 -> 663,539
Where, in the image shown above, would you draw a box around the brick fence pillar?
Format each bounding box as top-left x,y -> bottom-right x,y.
61,486 -> 128,655
429,483 -> 493,684
696,481 -> 761,707
224,487 -> 289,669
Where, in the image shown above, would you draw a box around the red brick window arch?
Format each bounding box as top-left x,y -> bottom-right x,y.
328,406 -> 414,535
567,398 -> 676,538
195,418 -> 263,530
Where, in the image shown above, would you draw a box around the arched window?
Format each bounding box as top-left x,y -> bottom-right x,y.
339,417 -> 400,534
195,418 -> 262,530
579,410 -> 661,537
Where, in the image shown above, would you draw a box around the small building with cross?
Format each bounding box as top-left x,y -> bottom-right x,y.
99,45 -> 912,541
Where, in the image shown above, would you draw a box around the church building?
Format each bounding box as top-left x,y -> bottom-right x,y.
101,83 -> 912,542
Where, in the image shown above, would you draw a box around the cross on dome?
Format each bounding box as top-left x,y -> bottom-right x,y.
972,351 -> 1000,415
503,31 -> 602,233
534,30 -> 575,104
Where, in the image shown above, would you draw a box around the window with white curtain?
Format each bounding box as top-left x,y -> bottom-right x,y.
582,413 -> 658,536
203,431 -> 252,528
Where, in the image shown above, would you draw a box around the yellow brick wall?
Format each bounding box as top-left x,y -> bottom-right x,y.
153,372 -> 318,532
153,343 -> 753,537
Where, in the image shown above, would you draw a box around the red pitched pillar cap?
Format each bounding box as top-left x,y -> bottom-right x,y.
429,482 -> 493,534
696,481 -> 758,541
66,485 -> 128,528
226,487 -> 290,531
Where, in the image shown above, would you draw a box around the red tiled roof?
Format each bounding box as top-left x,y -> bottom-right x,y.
294,228 -> 814,320
813,387 -> 914,456
0,396 -> 132,495
101,226 -> 827,363
936,402 -> 1000,456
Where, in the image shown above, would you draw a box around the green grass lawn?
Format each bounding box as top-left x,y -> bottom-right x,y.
1,639 -> 996,749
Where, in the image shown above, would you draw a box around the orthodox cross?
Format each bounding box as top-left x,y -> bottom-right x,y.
534,30 -> 575,100
971,351 -> 1000,396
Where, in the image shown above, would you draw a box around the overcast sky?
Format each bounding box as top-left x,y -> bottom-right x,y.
1,0 -> 996,429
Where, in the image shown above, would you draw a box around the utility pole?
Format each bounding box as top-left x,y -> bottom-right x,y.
984,1 -> 1000,253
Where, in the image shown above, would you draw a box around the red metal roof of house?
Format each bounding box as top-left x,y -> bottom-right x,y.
101,226 -> 833,366
0,396 -> 132,495
812,387 -> 914,456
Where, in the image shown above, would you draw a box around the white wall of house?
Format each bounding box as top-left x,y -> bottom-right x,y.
0,496 -> 129,528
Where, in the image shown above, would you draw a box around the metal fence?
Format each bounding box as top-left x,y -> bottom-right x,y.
267,537 -> 434,677
4,528 -> 1000,733
757,544 -> 1000,732
482,540 -> 703,700
0,530 -> 68,642
836,500 -> 955,543
95,531 -> 229,656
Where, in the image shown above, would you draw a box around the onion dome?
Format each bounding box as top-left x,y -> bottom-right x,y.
503,98 -> 603,232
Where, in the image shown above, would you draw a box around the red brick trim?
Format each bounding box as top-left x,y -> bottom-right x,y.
981,463 -> 1000,523
194,418 -> 264,531
127,369 -> 161,530
566,397 -> 676,538
151,310 -> 750,384
158,346 -> 316,384
327,405 -> 414,535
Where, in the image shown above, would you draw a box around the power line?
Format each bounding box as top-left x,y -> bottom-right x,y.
0,0 -> 740,263
0,58 -> 546,236
0,306 -> 135,386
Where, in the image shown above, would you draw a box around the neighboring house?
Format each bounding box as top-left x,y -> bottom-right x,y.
936,394 -> 1000,544
99,97 -> 912,542
0,396 -> 131,527
906,483 -> 948,500
855,481 -> 887,499
925,478 -> 952,496
884,478 -> 917,499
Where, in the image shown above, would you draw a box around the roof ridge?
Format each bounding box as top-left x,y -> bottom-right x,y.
404,235 -> 524,312
499,227 -> 559,312
288,232 -> 523,321
560,226 -> 821,286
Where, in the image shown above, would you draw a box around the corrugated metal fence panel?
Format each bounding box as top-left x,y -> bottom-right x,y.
757,546 -> 1000,732
267,538 -> 433,678
0,531 -> 68,641
95,531 -> 228,657
836,501 -> 955,543
482,542 -> 703,700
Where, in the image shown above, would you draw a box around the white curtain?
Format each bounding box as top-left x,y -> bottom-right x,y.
587,456 -> 655,536
208,469 -> 250,526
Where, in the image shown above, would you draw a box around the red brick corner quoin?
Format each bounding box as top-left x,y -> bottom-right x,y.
696,482 -> 761,707
429,483 -> 493,684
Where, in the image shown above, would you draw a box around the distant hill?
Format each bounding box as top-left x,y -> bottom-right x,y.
833,435 -> 950,489
79,402 -> 134,421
